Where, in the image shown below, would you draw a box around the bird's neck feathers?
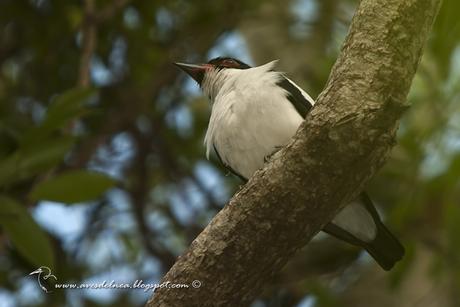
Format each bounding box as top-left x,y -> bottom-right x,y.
201,60 -> 280,103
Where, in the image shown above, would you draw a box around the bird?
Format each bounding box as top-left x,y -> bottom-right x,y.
174,57 -> 405,271
29,266 -> 57,293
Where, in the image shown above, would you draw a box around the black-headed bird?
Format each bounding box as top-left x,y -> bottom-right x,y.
175,57 -> 404,270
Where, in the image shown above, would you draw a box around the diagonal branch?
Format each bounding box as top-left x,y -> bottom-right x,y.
147,0 -> 442,306
78,0 -> 131,87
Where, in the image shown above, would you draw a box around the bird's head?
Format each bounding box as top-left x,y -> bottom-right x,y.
29,266 -> 45,275
174,57 -> 253,101
174,57 -> 251,85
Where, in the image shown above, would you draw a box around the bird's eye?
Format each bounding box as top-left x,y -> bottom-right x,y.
222,59 -> 236,67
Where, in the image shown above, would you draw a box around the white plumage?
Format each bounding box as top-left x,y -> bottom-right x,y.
204,61 -> 307,178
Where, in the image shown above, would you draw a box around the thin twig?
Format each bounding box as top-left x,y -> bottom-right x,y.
96,0 -> 132,23
78,0 -> 97,87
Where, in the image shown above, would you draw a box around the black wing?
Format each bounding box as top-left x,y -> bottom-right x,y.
323,193 -> 405,271
213,144 -> 248,182
277,77 -> 313,118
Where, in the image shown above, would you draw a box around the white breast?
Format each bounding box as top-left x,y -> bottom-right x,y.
203,62 -> 306,179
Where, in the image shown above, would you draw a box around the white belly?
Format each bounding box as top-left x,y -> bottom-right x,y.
206,88 -> 303,179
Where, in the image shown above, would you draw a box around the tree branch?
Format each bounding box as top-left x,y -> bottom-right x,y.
78,0 -> 97,87
147,0 -> 442,306
95,0 -> 132,23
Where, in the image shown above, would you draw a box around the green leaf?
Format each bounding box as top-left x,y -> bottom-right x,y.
0,196 -> 54,268
29,170 -> 116,203
0,137 -> 75,187
21,87 -> 96,146
44,87 -> 96,128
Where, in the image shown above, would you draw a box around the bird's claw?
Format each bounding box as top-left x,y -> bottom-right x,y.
264,146 -> 283,163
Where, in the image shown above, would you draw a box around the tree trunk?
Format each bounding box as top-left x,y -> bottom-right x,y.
147,0 -> 442,306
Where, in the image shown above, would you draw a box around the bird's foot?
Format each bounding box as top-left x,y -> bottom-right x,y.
264,146 -> 284,163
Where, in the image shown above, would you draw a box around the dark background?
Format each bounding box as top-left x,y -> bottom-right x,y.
0,0 -> 459,306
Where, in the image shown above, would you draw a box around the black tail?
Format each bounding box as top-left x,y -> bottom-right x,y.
363,220 -> 405,270
323,193 -> 405,271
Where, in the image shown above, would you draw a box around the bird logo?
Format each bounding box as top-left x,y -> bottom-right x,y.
29,266 -> 57,293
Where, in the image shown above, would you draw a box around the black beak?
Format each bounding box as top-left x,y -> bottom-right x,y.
174,62 -> 207,85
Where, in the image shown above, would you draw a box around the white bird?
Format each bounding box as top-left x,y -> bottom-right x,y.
175,57 -> 404,270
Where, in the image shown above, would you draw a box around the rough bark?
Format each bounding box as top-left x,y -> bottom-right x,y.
147,0 -> 442,306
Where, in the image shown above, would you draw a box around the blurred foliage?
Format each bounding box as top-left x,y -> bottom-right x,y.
0,196 -> 54,268
0,0 -> 459,306
29,170 -> 116,203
